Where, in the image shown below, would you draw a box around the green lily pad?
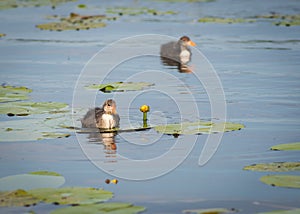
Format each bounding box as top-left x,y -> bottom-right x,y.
154,121 -> 244,135
260,175 -> 300,188
270,142 -> 300,151
183,208 -> 237,214
0,0 -> 76,10
0,117 -> 73,142
255,13 -> 300,26
106,6 -> 177,16
0,101 -> 68,116
85,82 -> 154,93
38,132 -> 71,140
0,85 -> 32,103
258,208 -> 300,214
51,202 -> 146,214
36,13 -> 112,31
0,189 -> 39,207
28,171 -> 62,176
28,187 -> 113,205
77,4 -> 86,9
0,171 -> 65,191
243,162 -> 300,172
198,17 -> 255,24
0,108 -> 83,142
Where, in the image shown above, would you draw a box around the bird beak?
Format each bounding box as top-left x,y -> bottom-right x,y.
188,40 -> 196,47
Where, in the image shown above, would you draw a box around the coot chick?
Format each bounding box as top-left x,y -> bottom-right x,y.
160,36 -> 196,64
81,99 -> 120,129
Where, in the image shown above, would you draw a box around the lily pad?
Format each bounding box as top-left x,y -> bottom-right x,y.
0,0 -> 76,10
243,162 -> 300,172
270,142 -> 300,151
85,82 -> 154,93
0,189 -> 39,207
154,121 -> 244,135
183,208 -> 237,214
198,17 -> 255,24
106,6 -> 177,16
255,13 -> 300,26
0,171 -> 65,191
260,175 -> 300,188
51,202 -> 146,214
0,101 -> 68,116
0,85 -> 32,103
0,117 -> 73,142
28,171 -> 62,176
28,187 -> 113,205
36,13 -> 112,31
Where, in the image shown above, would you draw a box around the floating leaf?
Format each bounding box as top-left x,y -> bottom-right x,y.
0,171 -> 65,191
0,108 -> 83,142
243,162 -> 300,172
0,85 -> 32,103
154,121 -> 244,135
0,101 -> 68,116
77,4 -> 86,8
28,171 -> 62,176
260,175 -> 300,188
255,13 -> 300,26
198,17 -> 255,24
183,208 -> 237,214
0,117 -> 72,142
85,82 -> 154,93
36,13 -> 113,31
0,33 -> 6,38
0,189 -> 39,207
0,0 -> 76,10
28,187 -> 113,205
270,142 -> 300,151
106,6 -> 177,16
38,132 -> 71,140
51,202 -> 146,214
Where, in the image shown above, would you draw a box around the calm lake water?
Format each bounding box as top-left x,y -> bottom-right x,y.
0,0 -> 300,213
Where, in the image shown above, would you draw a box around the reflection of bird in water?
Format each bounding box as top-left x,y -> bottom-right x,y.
81,99 -> 120,129
160,36 -> 196,64
160,57 -> 193,73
